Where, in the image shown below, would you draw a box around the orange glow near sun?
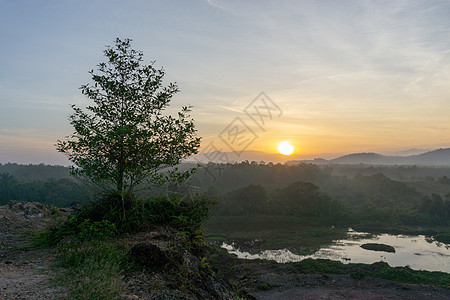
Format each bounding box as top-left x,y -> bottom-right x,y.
277,141 -> 295,155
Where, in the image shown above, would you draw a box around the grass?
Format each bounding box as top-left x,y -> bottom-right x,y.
206,214 -> 450,254
210,245 -> 450,291
292,258 -> 450,288
207,214 -> 450,290
54,239 -> 134,300
205,214 -> 347,255
35,193 -> 217,299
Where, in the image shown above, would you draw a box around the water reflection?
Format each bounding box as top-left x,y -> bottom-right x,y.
221,229 -> 450,273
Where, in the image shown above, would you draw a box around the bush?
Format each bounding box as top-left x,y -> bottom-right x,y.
37,192 -> 216,298
38,192 -> 216,247
36,217 -> 118,248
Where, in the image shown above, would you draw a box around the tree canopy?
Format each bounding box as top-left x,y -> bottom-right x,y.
57,38 -> 200,194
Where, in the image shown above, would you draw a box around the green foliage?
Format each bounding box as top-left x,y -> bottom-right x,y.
36,190 -> 216,299
39,193 -> 216,247
77,192 -> 215,233
174,226 -> 210,259
293,258 -> 347,275
38,192 -> 216,298
56,38 -> 200,194
0,172 -> 86,207
215,181 -> 341,222
55,240 -> 133,300
36,217 -> 118,248
191,162 -> 449,227
434,232 -> 450,244
419,193 -> 450,220
0,163 -> 71,181
292,259 -> 450,288
189,161 -> 323,189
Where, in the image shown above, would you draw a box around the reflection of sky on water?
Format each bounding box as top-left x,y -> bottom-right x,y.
221,229 -> 450,273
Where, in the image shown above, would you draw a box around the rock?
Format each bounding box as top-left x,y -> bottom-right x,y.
152,234 -> 172,241
360,243 -> 395,253
131,243 -> 170,268
7,201 -> 46,218
182,252 -> 201,273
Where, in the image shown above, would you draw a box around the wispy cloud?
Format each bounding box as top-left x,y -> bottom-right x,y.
2,0 -> 450,162
206,0 -> 227,10
216,105 -> 244,114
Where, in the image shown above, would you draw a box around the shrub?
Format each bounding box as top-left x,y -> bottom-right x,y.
38,192 -> 216,246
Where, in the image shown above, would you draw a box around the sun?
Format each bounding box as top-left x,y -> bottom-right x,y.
277,141 -> 295,156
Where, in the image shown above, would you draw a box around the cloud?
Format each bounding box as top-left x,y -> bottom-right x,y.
216,105 -> 243,114
206,0 -> 227,10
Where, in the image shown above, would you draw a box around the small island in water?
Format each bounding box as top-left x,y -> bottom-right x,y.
360,243 -> 396,253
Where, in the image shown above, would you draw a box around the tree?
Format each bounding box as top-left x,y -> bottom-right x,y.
0,173 -> 17,205
57,38 -> 201,195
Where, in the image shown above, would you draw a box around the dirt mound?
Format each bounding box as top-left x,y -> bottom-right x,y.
0,201 -> 69,299
1,201 -> 69,258
122,229 -> 237,299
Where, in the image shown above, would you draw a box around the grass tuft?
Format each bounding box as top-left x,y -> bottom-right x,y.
55,240 -> 133,300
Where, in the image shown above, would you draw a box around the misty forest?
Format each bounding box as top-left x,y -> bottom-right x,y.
1,158 -> 450,298
1,37 -> 449,299
2,161 -> 450,231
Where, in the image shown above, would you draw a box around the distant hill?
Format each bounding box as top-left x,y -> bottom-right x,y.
386,148 -> 430,156
299,148 -> 450,166
330,153 -> 397,165
411,148 -> 450,165
187,148 -> 450,166
187,150 -> 292,164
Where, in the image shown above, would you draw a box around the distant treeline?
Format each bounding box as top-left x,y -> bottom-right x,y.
204,180 -> 449,227
0,175 -> 87,207
0,163 -> 71,181
189,162 -> 450,227
211,181 -> 341,222
1,162 -> 449,226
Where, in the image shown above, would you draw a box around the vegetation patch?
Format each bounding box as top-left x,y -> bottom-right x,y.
434,233 -> 450,244
54,239 -> 133,300
291,259 -> 450,288
205,215 -> 347,255
360,243 -> 395,253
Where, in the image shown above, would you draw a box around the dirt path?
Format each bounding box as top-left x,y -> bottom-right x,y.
0,202 -> 68,299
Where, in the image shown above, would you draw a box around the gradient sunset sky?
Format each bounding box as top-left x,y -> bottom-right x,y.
1,0 -> 450,165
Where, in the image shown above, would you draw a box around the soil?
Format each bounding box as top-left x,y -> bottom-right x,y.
237,262 -> 450,299
0,201 -> 69,299
1,201 -> 449,299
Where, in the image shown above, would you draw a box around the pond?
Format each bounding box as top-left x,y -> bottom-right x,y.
221,228 -> 450,273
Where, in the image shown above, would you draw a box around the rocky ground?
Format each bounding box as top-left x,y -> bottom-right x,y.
0,202 -> 237,300
0,201 -> 69,299
121,230 -> 237,299
1,201 -> 449,299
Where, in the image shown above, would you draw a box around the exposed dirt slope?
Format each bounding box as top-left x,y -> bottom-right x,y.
0,201 -> 69,299
1,201 -> 449,300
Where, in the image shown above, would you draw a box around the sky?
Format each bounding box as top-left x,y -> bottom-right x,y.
1,0 -> 450,165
